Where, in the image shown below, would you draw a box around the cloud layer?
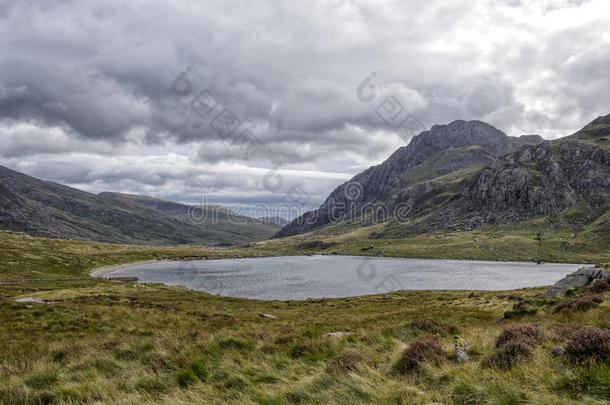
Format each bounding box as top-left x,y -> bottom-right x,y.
1,0 -> 608,214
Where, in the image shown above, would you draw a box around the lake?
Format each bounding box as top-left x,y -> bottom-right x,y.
104,255 -> 584,300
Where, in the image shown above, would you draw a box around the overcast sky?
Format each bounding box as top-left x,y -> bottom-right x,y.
1,0 -> 608,216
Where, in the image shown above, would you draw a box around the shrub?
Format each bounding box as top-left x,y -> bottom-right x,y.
554,294 -> 604,313
225,376 -> 249,389
326,350 -> 364,373
92,358 -> 120,377
176,369 -> 197,387
135,376 -> 167,393
502,301 -> 536,319
565,327 -> 610,364
493,324 -> 546,369
24,370 -> 58,390
395,335 -> 447,374
494,337 -> 535,368
176,361 -> 208,388
297,240 -> 336,250
516,303 -> 529,313
189,360 -> 209,379
51,349 -> 67,363
289,340 -> 334,361
30,390 -> 58,404
218,337 -> 253,351
409,319 -> 459,336
591,278 -> 610,293
495,324 -> 545,348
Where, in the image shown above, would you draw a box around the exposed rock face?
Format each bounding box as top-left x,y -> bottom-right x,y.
543,267 -> 610,297
455,346 -> 470,363
418,139 -> 610,233
275,120 -> 543,238
469,140 -> 610,223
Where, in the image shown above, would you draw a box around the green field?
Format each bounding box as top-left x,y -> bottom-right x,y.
0,230 -> 609,404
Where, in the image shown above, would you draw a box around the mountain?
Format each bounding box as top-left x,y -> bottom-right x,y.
276,116 -> 610,239
275,120 -> 544,237
0,167 -> 280,245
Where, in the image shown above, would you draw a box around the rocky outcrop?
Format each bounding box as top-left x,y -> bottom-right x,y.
386,117 -> 610,236
543,267 -> 610,297
467,140 -> 610,223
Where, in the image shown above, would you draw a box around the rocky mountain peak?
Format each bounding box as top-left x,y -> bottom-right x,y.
275,119 -> 545,238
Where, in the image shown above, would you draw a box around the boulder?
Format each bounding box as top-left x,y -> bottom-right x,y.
455,346 -> 469,363
543,267 -> 610,297
15,297 -> 48,304
454,336 -> 470,363
322,332 -> 354,338
550,346 -> 565,358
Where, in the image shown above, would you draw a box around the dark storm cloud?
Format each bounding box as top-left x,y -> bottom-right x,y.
0,0 -> 609,206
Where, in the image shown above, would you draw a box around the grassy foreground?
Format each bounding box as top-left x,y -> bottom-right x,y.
0,231 -> 609,404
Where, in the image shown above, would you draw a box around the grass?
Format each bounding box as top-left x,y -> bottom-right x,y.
0,231 -> 609,404
251,216 -> 609,264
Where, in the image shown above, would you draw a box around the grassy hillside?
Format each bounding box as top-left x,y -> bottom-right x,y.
566,114 -> 610,147
0,233 -> 608,404
400,145 -> 494,187
0,166 -> 279,246
258,213 -> 609,264
99,192 -> 281,245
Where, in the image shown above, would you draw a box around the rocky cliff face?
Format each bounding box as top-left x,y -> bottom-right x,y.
409,138 -> 610,234
275,120 -> 544,238
471,141 -> 610,220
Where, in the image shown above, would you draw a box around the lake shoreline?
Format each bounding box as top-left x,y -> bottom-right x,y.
89,260 -> 171,278
90,254 -> 589,280
101,255 -> 586,300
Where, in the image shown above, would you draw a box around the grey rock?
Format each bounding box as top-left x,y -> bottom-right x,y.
258,313 -> 277,319
322,332 -> 354,338
455,346 -> 469,363
15,297 -> 50,304
543,267 -> 610,296
550,346 -> 565,357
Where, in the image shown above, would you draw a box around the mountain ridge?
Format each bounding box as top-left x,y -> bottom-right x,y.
0,166 -> 279,245
276,116 -> 610,238
275,119 -> 545,238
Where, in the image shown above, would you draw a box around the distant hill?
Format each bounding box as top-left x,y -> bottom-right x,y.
256,216 -> 290,225
0,168 -> 280,245
276,115 -> 610,239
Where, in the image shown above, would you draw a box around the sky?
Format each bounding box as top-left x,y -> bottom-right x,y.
1,0 -> 609,218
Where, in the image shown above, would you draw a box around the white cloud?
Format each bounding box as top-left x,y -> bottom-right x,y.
0,0 -> 608,208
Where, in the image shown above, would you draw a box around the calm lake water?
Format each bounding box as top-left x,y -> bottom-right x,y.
106,255 -> 584,300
